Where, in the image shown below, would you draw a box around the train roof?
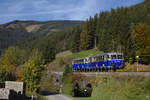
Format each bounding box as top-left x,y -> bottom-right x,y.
106,52 -> 123,55
93,52 -> 123,57
72,52 -> 123,61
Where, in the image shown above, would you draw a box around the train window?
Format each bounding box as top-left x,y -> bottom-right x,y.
102,56 -> 104,60
104,55 -> 107,61
118,55 -> 123,59
73,60 -> 77,64
84,59 -> 88,63
92,57 -> 95,62
95,57 -> 98,62
82,59 -> 84,63
97,56 -> 101,61
84,59 -> 86,63
81,59 -> 84,63
107,55 -> 111,60
76,60 -> 80,64
89,58 -> 92,62
78,60 -> 81,64
94,55 -> 104,62
76,60 -> 78,64
111,55 -> 117,60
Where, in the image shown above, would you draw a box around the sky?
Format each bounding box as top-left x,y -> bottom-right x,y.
0,0 -> 144,24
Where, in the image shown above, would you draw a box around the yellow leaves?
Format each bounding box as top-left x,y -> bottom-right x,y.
22,49 -> 43,92
117,63 -> 150,72
124,63 -> 132,71
135,23 -> 150,55
3,46 -> 25,67
89,53 -> 94,56
134,23 -> 150,64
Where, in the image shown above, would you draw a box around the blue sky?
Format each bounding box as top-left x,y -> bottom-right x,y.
0,0 -> 144,24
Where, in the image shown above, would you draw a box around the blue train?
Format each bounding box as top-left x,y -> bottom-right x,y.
72,52 -> 125,71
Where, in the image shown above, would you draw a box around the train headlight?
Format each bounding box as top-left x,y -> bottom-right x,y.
96,64 -> 98,67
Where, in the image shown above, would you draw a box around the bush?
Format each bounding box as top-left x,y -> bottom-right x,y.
62,64 -> 72,82
62,74 -> 74,95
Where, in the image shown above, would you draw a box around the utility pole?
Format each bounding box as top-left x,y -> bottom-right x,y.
95,35 -> 98,48
136,56 -> 139,72
95,36 -> 97,48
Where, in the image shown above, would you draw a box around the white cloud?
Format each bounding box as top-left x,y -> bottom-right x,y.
68,0 -> 100,20
0,0 -> 144,23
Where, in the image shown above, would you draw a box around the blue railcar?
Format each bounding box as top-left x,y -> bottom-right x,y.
72,52 -> 125,71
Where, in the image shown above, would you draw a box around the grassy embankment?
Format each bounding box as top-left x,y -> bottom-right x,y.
91,75 -> 150,100
65,74 -> 150,100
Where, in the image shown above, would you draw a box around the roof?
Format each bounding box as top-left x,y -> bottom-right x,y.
72,52 -> 123,61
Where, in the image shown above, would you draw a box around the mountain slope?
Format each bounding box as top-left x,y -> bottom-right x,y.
0,20 -> 83,53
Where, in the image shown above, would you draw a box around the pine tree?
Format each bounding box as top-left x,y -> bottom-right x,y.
62,64 -> 72,82
80,21 -> 90,50
43,41 -> 56,64
71,26 -> 81,52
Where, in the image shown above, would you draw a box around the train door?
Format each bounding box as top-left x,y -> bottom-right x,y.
84,58 -> 89,69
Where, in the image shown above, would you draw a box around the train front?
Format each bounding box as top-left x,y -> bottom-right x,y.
106,53 -> 125,69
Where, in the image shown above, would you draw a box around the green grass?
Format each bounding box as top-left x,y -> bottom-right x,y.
91,75 -> 150,100
65,94 -> 91,100
71,49 -> 103,58
56,49 -> 103,59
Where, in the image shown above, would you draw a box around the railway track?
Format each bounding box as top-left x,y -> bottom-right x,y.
73,72 -> 150,77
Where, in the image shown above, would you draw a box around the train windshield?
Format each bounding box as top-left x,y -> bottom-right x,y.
111,55 -> 117,60
110,54 -> 123,60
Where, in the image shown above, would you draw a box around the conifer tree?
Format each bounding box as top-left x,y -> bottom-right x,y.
71,26 -> 81,52
43,41 -> 56,64
80,20 -> 90,50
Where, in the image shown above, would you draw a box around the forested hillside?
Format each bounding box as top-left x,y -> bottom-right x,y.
71,0 -> 150,59
19,0 -> 150,63
0,21 -> 30,53
0,20 -> 83,54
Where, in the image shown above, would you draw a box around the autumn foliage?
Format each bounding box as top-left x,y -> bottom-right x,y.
135,23 -> 150,64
